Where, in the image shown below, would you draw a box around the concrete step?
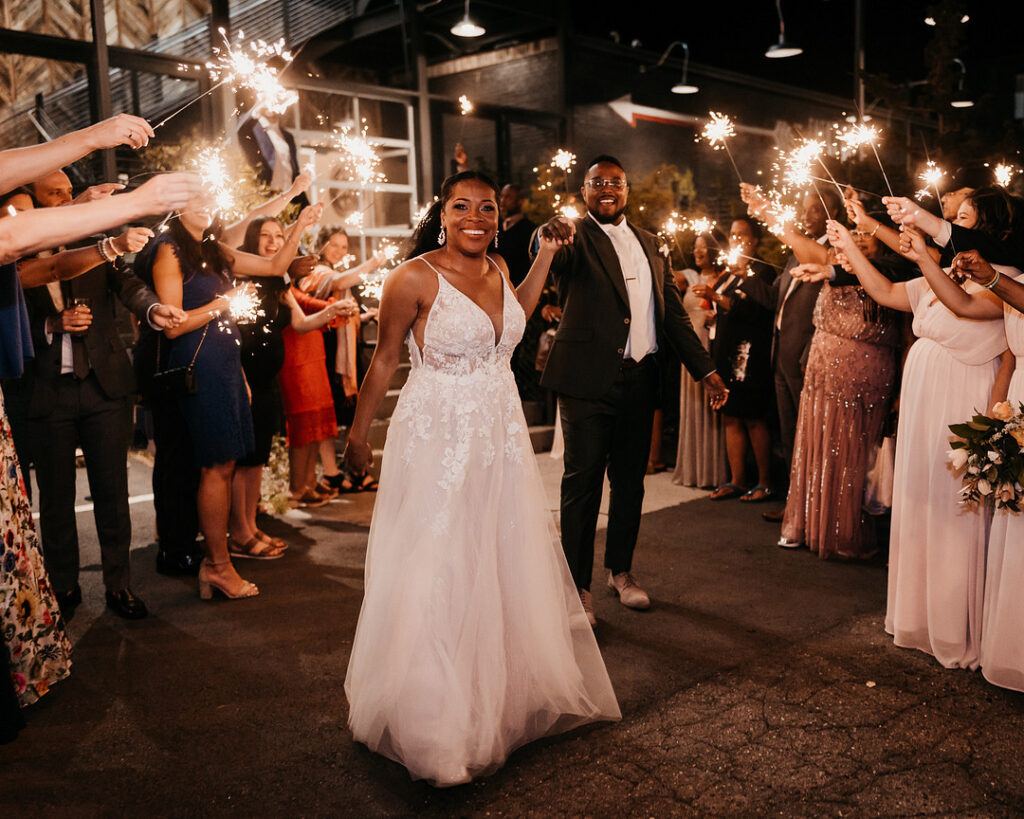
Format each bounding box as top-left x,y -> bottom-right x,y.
529,424 -> 554,453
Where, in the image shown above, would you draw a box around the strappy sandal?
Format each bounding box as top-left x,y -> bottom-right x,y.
353,473 -> 379,492
228,536 -> 285,560
254,530 -> 288,551
709,483 -> 745,500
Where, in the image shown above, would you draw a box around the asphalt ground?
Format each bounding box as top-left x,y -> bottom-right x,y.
2,453 -> 1023,817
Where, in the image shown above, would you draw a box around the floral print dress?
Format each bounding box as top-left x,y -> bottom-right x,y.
1,388 -> 72,706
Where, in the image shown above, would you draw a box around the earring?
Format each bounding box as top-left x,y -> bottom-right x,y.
437,225 -> 446,245
493,232 -> 499,249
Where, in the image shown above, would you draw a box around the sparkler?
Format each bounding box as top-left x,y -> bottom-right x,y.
192,145 -> 236,217
459,95 -> 473,117
837,121 -> 893,197
917,160 -> 945,203
154,29 -> 297,131
994,163 -> 1018,188
686,216 -> 717,236
700,112 -> 743,183
782,139 -> 832,217
559,203 -> 582,219
718,246 -> 742,268
226,284 -> 264,325
551,149 -> 577,198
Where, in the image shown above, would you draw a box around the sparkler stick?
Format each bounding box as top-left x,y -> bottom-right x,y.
152,81 -> 227,131
837,123 -> 894,197
701,112 -> 743,183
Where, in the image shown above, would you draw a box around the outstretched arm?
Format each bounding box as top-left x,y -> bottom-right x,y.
0,173 -> 200,264
514,225 -> 567,317
954,250 -> 1024,315
225,203 -> 322,278
220,172 -> 312,248
0,114 -> 153,195
900,227 -> 1002,319
826,220 -> 911,312
741,183 -> 829,264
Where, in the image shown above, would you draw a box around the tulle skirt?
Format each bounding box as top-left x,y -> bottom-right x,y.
344,366 -> 620,786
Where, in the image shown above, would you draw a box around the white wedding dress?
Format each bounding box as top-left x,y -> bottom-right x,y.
345,257 -> 621,787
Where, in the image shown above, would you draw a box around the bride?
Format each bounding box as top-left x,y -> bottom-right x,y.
343,171 -> 621,786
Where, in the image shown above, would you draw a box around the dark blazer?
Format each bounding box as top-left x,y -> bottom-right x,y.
539,215 -> 714,400
23,262 -> 158,416
237,112 -> 302,196
771,255 -> 822,374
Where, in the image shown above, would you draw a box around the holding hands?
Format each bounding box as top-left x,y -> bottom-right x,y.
952,250 -> 1000,286
539,217 -> 576,249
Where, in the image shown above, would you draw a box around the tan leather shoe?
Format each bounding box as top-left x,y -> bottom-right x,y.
607,571 -> 651,610
579,588 -> 597,627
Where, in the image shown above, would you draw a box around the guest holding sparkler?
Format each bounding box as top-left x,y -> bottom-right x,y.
672,229 -> 728,489
933,248 -> 1024,692
143,199 -> 322,598
775,213 -> 900,559
696,217 -> 776,503
825,190 -> 1016,670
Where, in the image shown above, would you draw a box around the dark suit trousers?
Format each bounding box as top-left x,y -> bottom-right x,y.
31,373 -> 132,592
149,397 -> 200,556
559,357 -> 658,590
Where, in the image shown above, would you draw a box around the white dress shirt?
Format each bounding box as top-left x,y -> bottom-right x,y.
590,213 -> 657,361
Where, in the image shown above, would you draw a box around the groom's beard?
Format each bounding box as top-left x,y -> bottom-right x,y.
588,205 -> 627,225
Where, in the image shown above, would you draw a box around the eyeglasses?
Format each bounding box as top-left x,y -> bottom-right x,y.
585,178 -> 627,190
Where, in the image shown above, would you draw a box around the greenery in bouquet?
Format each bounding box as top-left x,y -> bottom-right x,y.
948,401 -> 1024,511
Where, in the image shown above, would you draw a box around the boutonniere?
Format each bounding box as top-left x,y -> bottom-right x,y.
658,242 -> 670,258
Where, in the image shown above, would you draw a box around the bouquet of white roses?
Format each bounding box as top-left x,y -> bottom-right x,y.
948,401 -> 1024,511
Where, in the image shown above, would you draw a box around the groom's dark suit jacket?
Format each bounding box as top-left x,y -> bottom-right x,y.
539,215 -> 715,400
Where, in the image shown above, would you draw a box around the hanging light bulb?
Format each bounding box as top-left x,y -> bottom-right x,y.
451,0 -> 485,38
656,41 -> 699,94
765,0 -> 803,58
950,58 -> 974,108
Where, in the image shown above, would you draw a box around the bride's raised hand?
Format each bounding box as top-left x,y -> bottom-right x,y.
539,217 -> 575,248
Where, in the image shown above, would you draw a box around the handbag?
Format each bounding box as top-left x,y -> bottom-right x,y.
151,323 -> 209,396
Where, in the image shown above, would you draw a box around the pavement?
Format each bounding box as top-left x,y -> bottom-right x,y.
3,453 -> 1024,817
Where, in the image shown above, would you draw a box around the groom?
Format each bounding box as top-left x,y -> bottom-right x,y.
539,155 -> 728,625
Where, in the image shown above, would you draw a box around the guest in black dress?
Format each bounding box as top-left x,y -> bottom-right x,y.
695,217 -> 777,502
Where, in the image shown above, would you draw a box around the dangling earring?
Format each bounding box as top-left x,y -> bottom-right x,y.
493,232 -> 499,249
437,225 -> 446,245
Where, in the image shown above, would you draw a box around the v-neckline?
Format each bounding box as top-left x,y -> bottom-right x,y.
436,267 -> 506,349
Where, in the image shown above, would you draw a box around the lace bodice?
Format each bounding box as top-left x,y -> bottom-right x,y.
406,257 -> 526,376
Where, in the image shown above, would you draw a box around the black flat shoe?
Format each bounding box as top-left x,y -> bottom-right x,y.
105,588 -> 148,620
156,548 -> 202,577
55,585 -> 82,624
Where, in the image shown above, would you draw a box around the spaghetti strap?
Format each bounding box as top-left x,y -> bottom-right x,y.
418,256 -> 444,278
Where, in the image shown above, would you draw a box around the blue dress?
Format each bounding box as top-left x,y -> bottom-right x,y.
160,238 -> 254,467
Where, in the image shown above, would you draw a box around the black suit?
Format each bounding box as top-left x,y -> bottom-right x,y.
540,215 -> 714,589
24,263 -> 158,594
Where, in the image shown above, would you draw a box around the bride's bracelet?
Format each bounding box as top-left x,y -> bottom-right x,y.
981,270 -> 1001,290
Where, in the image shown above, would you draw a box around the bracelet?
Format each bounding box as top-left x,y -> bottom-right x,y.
96,238 -> 116,263
981,270 -> 1001,290
105,236 -> 124,257
869,223 -> 879,237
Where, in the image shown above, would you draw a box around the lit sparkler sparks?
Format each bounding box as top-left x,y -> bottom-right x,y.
663,212 -> 684,234
551,150 -> 577,173
335,123 -> 385,188
359,269 -> 389,301
687,216 -> 717,235
459,95 -> 474,116
227,284 -> 264,325
344,210 -> 364,230
917,160 -> 945,201
995,163 -> 1018,188
718,246 -> 742,268
559,203 -> 582,219
837,123 -> 879,150
206,28 -> 297,115
700,112 -> 743,183
192,145 -> 236,217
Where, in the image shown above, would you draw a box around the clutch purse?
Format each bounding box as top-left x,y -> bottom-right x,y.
152,323 -> 209,396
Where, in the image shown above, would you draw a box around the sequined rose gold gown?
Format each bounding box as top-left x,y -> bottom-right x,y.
781,285 -> 899,559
